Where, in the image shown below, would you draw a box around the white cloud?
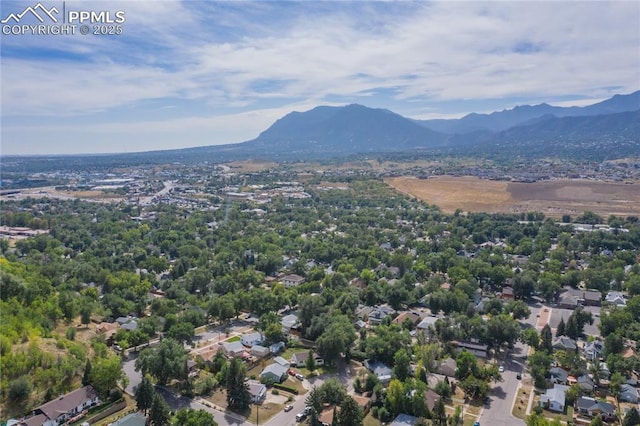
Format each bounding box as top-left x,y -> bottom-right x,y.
1,0 -> 639,154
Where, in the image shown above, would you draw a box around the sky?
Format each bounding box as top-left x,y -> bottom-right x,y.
1,1 -> 639,155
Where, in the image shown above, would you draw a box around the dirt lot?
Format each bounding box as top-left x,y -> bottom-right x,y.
386,176 -> 640,218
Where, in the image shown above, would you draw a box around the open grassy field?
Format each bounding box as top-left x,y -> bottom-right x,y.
386,176 -> 640,218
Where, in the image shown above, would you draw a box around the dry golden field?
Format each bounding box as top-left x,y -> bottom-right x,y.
386,176 -> 640,218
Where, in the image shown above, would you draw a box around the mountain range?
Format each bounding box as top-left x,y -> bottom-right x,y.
225,90 -> 639,160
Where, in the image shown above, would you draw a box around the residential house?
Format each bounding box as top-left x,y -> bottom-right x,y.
435,358 -> 457,378
108,412 -> 146,426
259,363 -> 288,383
291,351 -> 324,368
605,291 -> 626,307
577,375 -> 595,392
619,384 -> 638,403
390,414 -> 419,426
424,389 -> 441,411
392,311 -> 421,327
576,397 -> 615,420
417,315 -> 438,330
246,380 -> 267,403
115,316 -> 138,331
540,384 -> 568,412
269,341 -> 285,354
454,341 -> 488,358
318,406 -> 338,426
273,356 -> 290,368
222,341 -> 245,357
501,287 -> 515,300
367,305 -> 396,325
550,367 -> 569,385
552,336 -> 577,352
21,386 -> 100,426
241,332 -> 264,348
583,340 -> 604,362
251,345 -> 269,358
363,360 -> 393,384
558,288 -> 601,308
281,314 -> 299,335
282,274 -> 305,288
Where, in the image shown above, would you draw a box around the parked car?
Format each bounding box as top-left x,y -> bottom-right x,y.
284,405 -> 293,412
295,373 -> 304,380
498,366 -> 504,373
296,412 -> 307,422
516,373 -> 522,380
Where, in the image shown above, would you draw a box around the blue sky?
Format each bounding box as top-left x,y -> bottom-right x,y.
1,0 -> 639,155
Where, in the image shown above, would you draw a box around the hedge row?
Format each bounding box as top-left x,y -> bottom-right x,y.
273,383 -> 299,395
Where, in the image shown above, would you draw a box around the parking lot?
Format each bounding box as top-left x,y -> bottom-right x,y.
547,305 -> 601,336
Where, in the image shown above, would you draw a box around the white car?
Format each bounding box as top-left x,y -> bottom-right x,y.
295,373 -> 304,380
498,366 -> 504,373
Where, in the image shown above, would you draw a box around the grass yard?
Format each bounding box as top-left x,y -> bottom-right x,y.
362,413 -> 382,426
226,336 -> 241,342
512,387 -> 531,420
246,402 -> 282,424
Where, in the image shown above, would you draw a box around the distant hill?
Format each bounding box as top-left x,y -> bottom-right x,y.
415,90 -> 640,133
242,104 -> 449,156
458,110 -> 640,159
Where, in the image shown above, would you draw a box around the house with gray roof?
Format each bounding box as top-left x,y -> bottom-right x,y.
540,384 -> 568,412
260,363 -> 288,383
619,384 -> 638,403
552,336 -> 577,352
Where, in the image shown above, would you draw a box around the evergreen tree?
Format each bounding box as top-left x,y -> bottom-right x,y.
556,317 -> 566,337
306,349 -> 316,373
566,314 -> 580,340
540,324 -> 553,353
305,387 -> 324,426
225,357 -> 251,411
432,397 -> 447,426
82,359 -> 92,386
337,395 -> 363,426
135,376 -> 155,415
623,408 -> 640,426
149,394 -> 171,426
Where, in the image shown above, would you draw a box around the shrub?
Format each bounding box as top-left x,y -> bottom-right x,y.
273,383 -> 299,394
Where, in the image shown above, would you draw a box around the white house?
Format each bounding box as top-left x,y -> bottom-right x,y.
23,386 -> 101,426
273,356 -> 290,368
605,291 -> 626,307
540,384 -> 568,412
282,274 -> 305,288
291,351 -> 324,367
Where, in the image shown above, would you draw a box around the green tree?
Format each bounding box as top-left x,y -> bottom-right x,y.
393,349 -> 411,381
455,351 -> 478,380
590,415 -> 604,426
305,387 -> 323,426
8,376 -> 31,403
623,408 -> 640,426
149,394 -> 171,426
82,359 -> 92,386
135,376 -> 156,415
135,338 -> 188,385
556,317 -> 566,337
225,357 -> 251,411
337,395 -> 363,426
306,348 -> 316,373
432,397 -> 447,426
167,321 -> 195,346
172,408 -> 218,426
316,315 -> 356,365
90,354 -> 124,398
540,324 -> 553,353
520,328 -> 539,350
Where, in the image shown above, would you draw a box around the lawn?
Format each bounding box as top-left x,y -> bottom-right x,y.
512,387 -> 531,420
362,413 -> 382,426
226,336 -> 241,343
246,402 -> 283,424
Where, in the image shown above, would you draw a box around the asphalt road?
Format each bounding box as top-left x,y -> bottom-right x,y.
476,303 -> 544,426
